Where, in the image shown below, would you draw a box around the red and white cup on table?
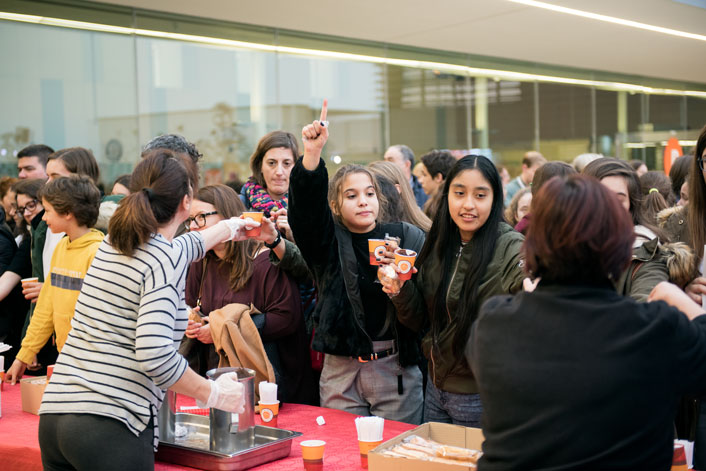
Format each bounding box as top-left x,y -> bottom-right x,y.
258,381 -> 279,428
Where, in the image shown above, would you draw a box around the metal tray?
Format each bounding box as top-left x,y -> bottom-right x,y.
156,413 -> 302,471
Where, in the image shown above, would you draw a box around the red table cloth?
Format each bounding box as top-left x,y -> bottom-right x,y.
0,383 -> 415,470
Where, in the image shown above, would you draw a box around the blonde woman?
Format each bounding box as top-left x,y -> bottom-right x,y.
368,161 -> 432,232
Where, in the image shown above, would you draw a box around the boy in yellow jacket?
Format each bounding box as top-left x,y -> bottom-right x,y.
6,175 -> 103,383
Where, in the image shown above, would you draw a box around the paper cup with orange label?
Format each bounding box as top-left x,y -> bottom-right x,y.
259,400 -> 279,428
242,211 -> 264,237
368,239 -> 387,266
301,440 -> 325,471
394,248 -> 417,281
358,439 -> 383,469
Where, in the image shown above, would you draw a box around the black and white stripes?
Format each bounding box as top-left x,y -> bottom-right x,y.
39,231 -> 205,449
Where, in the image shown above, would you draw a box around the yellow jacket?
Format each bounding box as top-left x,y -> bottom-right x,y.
16,229 -> 104,364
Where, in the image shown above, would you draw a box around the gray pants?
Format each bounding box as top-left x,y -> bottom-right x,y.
39,413 -> 154,471
319,340 -> 423,424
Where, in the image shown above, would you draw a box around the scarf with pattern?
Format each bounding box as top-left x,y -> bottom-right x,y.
243,179 -> 288,217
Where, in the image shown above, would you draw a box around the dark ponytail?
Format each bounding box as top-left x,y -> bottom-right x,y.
640,171 -> 674,225
108,150 -> 195,256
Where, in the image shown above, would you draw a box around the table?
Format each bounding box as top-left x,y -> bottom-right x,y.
0,383 -> 415,470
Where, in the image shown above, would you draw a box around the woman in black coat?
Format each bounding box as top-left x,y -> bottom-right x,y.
469,174 -> 706,470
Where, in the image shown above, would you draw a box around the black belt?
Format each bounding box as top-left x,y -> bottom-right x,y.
355,347 -> 396,363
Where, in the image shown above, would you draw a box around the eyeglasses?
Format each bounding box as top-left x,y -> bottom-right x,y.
16,199 -> 38,215
699,156 -> 706,172
184,211 -> 218,230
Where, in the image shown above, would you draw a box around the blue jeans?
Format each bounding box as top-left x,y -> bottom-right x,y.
423,380 -> 482,427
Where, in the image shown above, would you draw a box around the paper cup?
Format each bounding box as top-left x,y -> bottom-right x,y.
242,212 -> 264,237
359,439 -> 382,469
301,440 -> 325,471
394,248 -> 417,281
673,443 -> 688,471
21,277 -> 38,287
259,401 -> 279,428
46,365 -> 54,383
368,239 -> 387,266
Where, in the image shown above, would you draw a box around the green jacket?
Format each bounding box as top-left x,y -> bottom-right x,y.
392,222 -> 525,394
268,238 -> 312,283
30,217 -> 48,282
614,237 -> 668,303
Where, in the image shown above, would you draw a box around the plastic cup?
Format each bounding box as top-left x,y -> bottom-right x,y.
368,239 -> 387,266
394,248 -> 417,281
259,401 -> 279,428
21,277 -> 38,287
359,439 -> 382,469
242,212 -> 264,237
301,440 -> 325,471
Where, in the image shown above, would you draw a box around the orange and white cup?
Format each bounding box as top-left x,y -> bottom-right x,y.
259,400 -> 279,428
359,439 -> 383,469
368,239 -> 387,266
394,248 -> 417,281
21,277 -> 39,287
46,365 -> 54,383
672,443 -> 688,471
301,440 -> 325,471
242,212 -> 264,237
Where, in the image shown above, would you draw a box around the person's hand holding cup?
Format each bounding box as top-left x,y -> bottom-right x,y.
21,277 -> 41,302
241,212 -> 264,237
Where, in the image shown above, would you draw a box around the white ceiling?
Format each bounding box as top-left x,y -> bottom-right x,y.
93,0 -> 706,85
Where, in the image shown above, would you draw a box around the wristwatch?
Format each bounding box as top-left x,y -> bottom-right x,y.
264,230 -> 282,249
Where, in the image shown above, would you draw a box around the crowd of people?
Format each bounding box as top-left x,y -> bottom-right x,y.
1,98 -> 705,470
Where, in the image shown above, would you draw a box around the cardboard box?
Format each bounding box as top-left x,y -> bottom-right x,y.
20,376 -> 47,415
369,422 -> 484,471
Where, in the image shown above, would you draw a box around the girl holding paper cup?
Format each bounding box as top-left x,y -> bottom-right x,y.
289,100 -> 426,424
379,155 -> 525,427
35,151 -> 252,470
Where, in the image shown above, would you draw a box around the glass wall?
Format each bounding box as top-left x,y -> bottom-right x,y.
485,80 -> 536,172
1,6 -> 705,185
537,83 -> 592,162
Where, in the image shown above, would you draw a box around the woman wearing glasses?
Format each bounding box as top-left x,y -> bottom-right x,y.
0,179 -> 39,365
183,184 -> 317,405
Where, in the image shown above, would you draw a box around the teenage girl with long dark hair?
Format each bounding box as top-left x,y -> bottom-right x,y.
380,154 -> 525,426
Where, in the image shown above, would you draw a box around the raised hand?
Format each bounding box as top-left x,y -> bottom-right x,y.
302,99 -> 329,170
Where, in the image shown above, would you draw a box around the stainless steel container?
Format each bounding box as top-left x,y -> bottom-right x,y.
206,367 -> 256,450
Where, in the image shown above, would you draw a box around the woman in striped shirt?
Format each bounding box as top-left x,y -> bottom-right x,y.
36,150 -> 255,471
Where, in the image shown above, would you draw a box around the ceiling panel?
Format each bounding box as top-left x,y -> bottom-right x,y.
89,0 -> 706,84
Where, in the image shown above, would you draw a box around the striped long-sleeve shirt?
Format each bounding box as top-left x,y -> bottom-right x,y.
39,231 -> 205,449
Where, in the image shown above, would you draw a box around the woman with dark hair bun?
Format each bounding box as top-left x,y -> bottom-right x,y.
33,151 -> 257,470
470,174 -> 706,471
380,154 -> 525,426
